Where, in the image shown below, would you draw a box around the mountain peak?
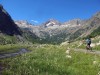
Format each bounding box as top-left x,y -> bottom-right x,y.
15,20 -> 33,28
42,19 -> 61,28
62,18 -> 82,27
0,4 -> 3,9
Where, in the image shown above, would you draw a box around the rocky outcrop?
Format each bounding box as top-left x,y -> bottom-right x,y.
15,20 -> 33,28
0,4 -> 21,35
62,19 -> 83,27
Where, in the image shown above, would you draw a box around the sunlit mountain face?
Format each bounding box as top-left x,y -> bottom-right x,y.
15,12 -> 100,44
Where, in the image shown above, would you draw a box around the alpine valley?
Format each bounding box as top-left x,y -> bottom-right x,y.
0,4 -> 100,44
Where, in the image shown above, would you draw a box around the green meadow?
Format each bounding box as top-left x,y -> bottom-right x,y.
0,44 -> 100,75
0,44 -> 29,54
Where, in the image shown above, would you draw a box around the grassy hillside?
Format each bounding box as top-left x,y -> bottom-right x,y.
0,30 -> 41,45
0,34 -> 20,45
1,44 -> 100,75
89,26 -> 100,38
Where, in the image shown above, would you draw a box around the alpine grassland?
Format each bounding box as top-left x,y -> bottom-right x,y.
0,44 -> 100,75
0,44 -> 29,54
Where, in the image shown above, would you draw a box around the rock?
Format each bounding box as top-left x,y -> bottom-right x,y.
0,4 -> 21,35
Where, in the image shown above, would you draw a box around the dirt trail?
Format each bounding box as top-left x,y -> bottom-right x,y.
73,49 -> 100,55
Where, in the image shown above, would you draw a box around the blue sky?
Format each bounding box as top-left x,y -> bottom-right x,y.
0,0 -> 100,24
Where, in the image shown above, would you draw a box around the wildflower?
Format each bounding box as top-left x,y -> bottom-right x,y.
67,47 -> 70,49
93,61 -> 97,65
66,50 -> 70,54
97,71 -> 100,75
66,55 -> 72,58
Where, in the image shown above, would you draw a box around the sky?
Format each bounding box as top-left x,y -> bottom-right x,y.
0,0 -> 100,25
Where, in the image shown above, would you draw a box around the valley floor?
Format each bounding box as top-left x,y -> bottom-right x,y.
0,44 -> 100,75
0,48 -> 30,59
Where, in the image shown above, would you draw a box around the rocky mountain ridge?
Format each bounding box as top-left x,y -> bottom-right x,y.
16,18 -> 83,29
15,20 -> 33,28
15,11 -> 100,43
16,19 -> 82,39
0,4 -> 21,36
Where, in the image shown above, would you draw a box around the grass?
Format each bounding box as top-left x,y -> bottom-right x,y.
94,45 -> 100,50
67,38 -> 100,51
0,44 -> 100,75
76,43 -> 100,51
0,44 -> 30,54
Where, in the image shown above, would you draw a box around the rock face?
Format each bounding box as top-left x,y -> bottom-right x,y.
62,19 -> 82,27
15,20 -> 33,28
15,11 -> 100,43
15,19 -> 83,43
71,12 -> 100,39
0,4 -> 21,35
16,19 -> 83,40
42,19 -> 61,28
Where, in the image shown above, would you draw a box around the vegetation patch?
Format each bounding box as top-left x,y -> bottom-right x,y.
0,45 -> 100,75
0,44 -> 30,54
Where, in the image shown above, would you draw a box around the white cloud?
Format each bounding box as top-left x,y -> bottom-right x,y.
31,20 -> 38,23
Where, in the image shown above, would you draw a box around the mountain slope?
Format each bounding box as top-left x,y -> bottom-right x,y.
16,19 -> 82,44
0,4 -> 21,35
70,12 -> 100,40
15,12 -> 100,44
0,4 -> 41,44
